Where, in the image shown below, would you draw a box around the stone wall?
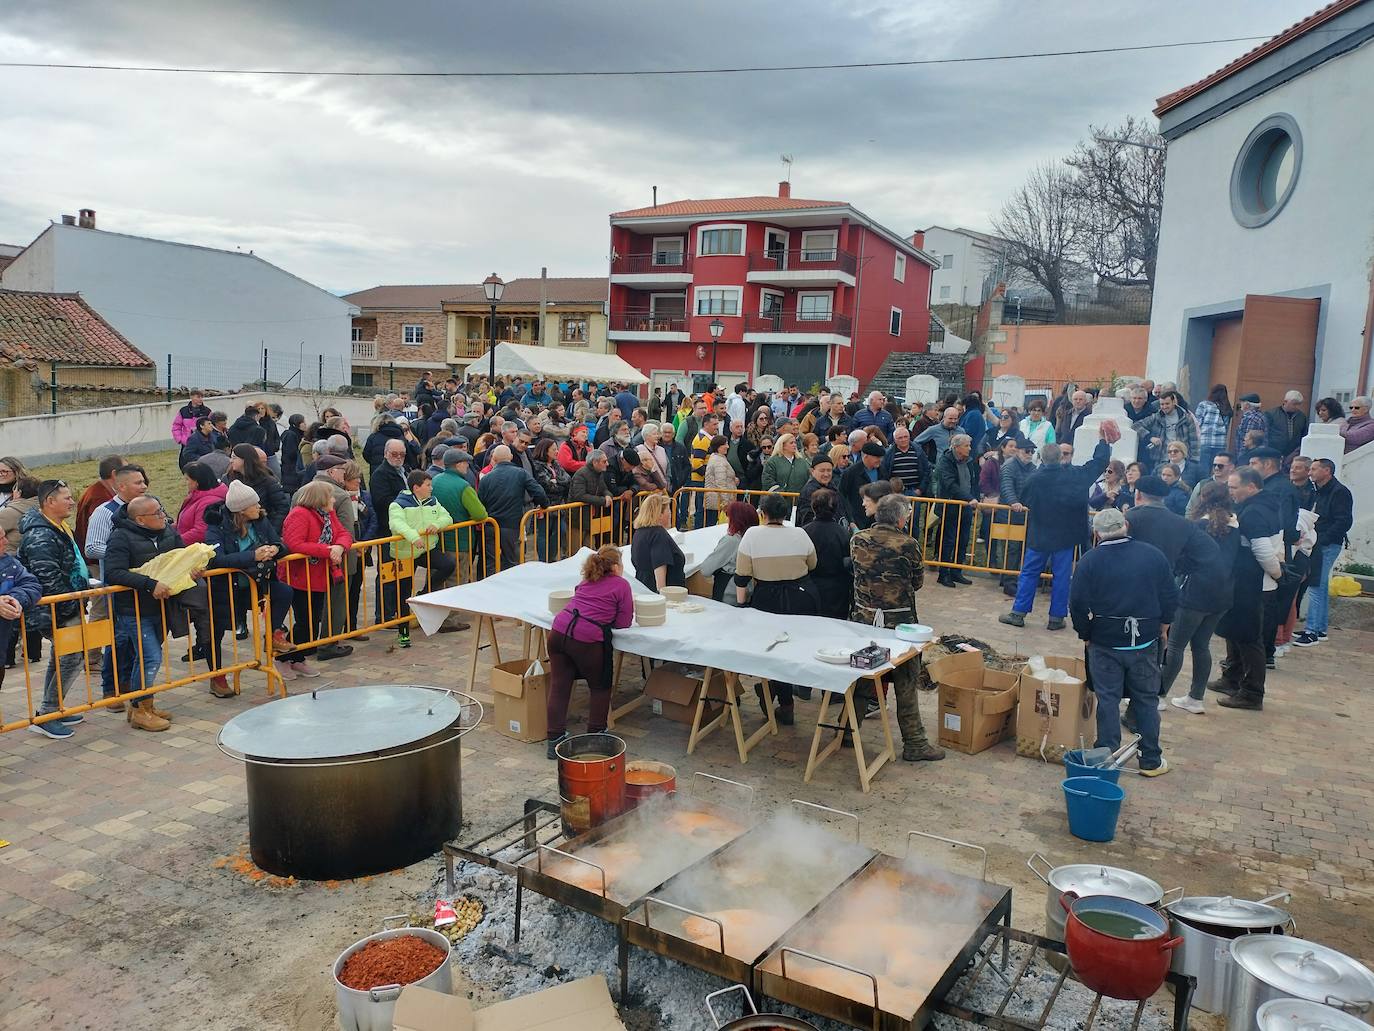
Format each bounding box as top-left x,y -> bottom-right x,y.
0,365 -> 161,418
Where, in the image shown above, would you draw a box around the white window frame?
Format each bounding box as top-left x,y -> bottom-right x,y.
649,292 -> 687,319
651,236 -> 685,265
893,252 -> 906,282
696,223 -> 746,257
402,324 -> 425,345
939,285 -> 952,299
797,291 -> 833,322
764,227 -> 789,266
758,288 -> 785,317
800,230 -> 838,262
559,315 -> 589,344
351,326 -> 363,342
889,307 -> 903,337
942,253 -> 955,268
693,285 -> 741,317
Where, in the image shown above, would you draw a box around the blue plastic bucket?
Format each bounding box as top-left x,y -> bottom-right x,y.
1062,777 -> 1125,842
1063,749 -> 1122,784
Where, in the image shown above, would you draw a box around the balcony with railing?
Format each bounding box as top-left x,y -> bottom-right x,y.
351,339 -> 378,361
746,247 -> 858,287
607,309 -> 690,340
609,251 -> 694,286
743,309 -> 852,339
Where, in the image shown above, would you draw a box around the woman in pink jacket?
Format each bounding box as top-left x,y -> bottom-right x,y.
172,390 -> 212,445
176,463 -> 228,545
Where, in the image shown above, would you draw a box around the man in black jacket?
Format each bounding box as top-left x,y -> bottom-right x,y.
1069,508 -> 1178,776
227,403 -> 268,449
1249,446 -> 1302,665
370,440 -> 410,542
839,442 -> 885,530
103,497 -> 193,731
1125,477 -> 1219,577
1001,429 -> 1111,630
1294,459 -> 1354,647
1264,391 -> 1309,459
479,445 -> 548,567
933,433 -> 977,587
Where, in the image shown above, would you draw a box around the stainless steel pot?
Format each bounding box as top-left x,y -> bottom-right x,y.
1166,892 -> 1294,1014
1028,851 -> 1168,972
1228,935 -> 1374,1031
333,916 -> 453,1031
1257,998 -> 1374,1031
706,985 -> 821,1031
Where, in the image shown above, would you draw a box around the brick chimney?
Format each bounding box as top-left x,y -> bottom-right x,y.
911,230 -> 925,249
78,208 -> 96,229
778,180 -> 791,199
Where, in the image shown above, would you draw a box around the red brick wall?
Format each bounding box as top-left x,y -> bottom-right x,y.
372,311 -> 448,364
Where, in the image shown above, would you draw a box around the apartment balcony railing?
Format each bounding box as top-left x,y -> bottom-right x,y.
744,310 -> 852,336
351,339 -> 378,360
457,337 -> 525,357
609,310 -> 689,333
746,247 -> 857,275
610,252 -> 693,276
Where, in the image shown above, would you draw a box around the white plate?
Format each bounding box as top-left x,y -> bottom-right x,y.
814,647 -> 852,665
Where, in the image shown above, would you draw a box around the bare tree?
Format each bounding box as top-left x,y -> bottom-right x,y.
990,162 -> 1085,321
1065,115 -> 1165,289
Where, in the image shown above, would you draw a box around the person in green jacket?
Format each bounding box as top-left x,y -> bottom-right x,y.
385,470 -> 458,647
431,447 -> 488,564
762,432 -> 812,501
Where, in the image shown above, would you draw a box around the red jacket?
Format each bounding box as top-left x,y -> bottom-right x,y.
175,484 -> 228,545
280,506 -> 353,592
558,437 -> 590,474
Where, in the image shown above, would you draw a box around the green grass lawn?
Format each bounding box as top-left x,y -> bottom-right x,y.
32,447 -> 186,500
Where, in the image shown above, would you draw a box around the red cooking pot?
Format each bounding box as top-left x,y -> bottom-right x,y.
1061,891 -> 1183,1000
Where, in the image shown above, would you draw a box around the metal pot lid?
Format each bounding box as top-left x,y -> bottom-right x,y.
1257,999 -> 1374,1031
218,685 -> 462,761
1232,936 -> 1374,1008
1167,894 -> 1291,928
1049,863 -> 1162,902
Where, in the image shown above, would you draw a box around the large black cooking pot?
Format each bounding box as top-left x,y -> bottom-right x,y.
218,685 -> 481,880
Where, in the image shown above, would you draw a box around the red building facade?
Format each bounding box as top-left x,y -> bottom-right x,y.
608,184 -> 936,396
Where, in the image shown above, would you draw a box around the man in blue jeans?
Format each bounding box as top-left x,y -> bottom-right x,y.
1294,458 -> 1354,647
1000,428 -> 1111,631
102,496 -> 187,733
1069,507 -> 1178,776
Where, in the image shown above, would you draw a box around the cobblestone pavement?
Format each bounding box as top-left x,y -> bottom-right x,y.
1,579 -> 1370,1029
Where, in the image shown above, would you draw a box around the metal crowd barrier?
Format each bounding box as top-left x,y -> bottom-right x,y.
668,487 -> 800,531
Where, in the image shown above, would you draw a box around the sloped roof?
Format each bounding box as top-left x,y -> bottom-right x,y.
0,289 -> 155,368
611,195 -> 846,219
1154,0 -> 1366,114
344,277 -> 608,310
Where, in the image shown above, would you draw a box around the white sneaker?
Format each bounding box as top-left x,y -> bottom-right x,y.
1157,698 -> 1167,711
1170,696 -> 1204,715
1274,644 -> 1290,657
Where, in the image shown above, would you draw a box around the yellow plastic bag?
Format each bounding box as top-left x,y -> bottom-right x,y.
132,543 -> 216,595
1329,575 -> 1362,598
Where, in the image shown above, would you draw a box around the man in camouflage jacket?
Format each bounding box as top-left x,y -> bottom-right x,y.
849,494 -> 943,762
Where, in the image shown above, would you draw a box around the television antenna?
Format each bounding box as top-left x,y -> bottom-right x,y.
780,153 -> 793,181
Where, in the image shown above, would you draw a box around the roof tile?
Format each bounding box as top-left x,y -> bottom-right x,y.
0,289 -> 154,368
610,196 -> 846,219
344,277 -> 607,310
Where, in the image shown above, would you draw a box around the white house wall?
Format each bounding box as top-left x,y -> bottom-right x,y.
1147,39 -> 1374,400
8,225 -> 354,392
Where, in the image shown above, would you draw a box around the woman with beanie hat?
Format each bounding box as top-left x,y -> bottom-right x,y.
203,480 -> 293,692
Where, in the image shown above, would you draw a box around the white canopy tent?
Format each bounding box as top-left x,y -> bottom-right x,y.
464,342 -> 648,385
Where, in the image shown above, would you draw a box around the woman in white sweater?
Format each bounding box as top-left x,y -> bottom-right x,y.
703,434 -> 739,518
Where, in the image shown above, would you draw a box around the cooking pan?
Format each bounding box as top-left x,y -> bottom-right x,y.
706,984 -> 820,1031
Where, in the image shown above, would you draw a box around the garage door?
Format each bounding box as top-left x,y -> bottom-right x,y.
759,344 -> 828,392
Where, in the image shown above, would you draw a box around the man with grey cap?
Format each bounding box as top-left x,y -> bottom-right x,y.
432,447 -> 487,596
477,444 -> 547,567
1068,507 -> 1178,777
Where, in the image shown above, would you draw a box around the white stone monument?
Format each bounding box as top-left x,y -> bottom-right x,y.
1072,393 -> 1138,466
1300,423 -> 1345,476
754,374 -> 784,394
903,374 -> 940,406
827,375 -> 860,399
990,375 -> 1026,411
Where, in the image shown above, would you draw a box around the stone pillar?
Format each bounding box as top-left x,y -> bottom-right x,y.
1300,423 -> 1345,476
1073,394 -> 1138,466
904,374 -> 940,405
990,375 -> 1025,411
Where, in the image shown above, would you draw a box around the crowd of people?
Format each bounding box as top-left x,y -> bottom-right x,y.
0,372 -> 1361,778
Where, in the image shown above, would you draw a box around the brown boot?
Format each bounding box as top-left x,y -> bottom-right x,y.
129,699 -> 170,732
209,675 -> 234,699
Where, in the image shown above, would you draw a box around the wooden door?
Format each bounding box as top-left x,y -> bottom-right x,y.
1208,317 -> 1243,394
1235,294 -> 1319,409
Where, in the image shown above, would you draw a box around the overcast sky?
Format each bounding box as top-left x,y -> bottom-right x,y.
0,1 -> 1317,293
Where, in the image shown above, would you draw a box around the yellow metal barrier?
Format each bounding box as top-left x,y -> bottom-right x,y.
668,487 -> 799,531
2,567 -> 273,735
517,496 -> 639,564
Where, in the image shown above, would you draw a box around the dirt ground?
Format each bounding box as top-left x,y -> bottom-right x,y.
2,581 -> 1370,1030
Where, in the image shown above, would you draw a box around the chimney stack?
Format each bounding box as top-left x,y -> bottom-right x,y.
778,181 -> 791,199
78,208 -> 96,229
911,230 -> 925,249
61,214 -> 76,226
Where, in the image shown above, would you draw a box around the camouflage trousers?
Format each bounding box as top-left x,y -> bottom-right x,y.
855,658 -> 932,753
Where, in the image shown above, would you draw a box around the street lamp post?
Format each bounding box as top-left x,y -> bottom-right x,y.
483,272 -> 505,389
708,317 -> 724,389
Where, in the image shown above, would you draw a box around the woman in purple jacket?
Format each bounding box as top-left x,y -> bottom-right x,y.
545,545 -> 634,758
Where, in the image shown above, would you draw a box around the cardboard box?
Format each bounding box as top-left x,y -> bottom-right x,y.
685,570 -> 714,599
643,666 -> 722,725
393,975 -> 626,1030
1015,655 -> 1096,763
927,650 -> 1019,755
490,659 -> 550,743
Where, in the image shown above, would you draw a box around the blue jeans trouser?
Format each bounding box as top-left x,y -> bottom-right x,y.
1088,642 -> 1163,769
1160,606 -> 1222,701
1012,547 -> 1073,617
1305,542 -> 1341,634
114,615 -> 164,695
39,617 -> 87,714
